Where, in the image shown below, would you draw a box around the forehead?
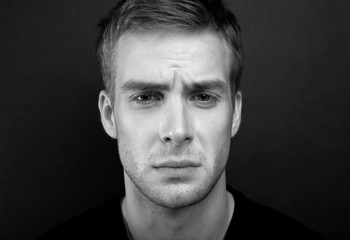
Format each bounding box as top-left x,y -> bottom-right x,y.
114,31 -> 232,87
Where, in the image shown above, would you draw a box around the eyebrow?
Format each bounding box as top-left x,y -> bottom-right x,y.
121,79 -> 228,93
121,80 -> 170,92
184,79 -> 227,93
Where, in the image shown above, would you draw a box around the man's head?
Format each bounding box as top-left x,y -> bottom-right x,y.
97,0 -> 242,209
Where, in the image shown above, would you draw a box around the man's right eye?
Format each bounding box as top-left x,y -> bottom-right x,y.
130,93 -> 162,106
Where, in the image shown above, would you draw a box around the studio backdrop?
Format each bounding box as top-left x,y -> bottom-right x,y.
1,0 -> 349,239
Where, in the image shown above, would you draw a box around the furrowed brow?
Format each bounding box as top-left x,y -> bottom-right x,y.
121,80 -> 170,92
184,79 -> 228,93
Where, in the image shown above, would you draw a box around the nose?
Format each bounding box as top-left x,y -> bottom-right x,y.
159,99 -> 194,146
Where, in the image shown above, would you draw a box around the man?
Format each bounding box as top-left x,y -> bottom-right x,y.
40,0 -> 325,239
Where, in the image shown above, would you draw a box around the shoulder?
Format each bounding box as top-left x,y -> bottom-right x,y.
38,196 -> 128,239
226,186 -> 327,239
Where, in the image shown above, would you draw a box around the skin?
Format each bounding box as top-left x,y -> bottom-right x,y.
98,31 -> 242,240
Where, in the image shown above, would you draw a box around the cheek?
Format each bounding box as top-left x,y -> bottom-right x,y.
115,106 -> 160,157
115,116 -> 149,177
197,108 -> 233,145
195,107 -> 233,164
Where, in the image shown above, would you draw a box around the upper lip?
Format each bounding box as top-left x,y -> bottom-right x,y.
154,160 -> 200,168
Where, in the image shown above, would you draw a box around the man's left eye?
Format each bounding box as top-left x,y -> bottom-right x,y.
190,93 -> 218,106
196,94 -> 211,102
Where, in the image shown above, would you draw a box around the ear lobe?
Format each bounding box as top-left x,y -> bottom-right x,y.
98,90 -> 118,139
231,91 -> 242,138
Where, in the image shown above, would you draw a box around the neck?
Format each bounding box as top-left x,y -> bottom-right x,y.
122,172 -> 234,240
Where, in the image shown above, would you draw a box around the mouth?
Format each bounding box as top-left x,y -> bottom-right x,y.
154,160 -> 200,168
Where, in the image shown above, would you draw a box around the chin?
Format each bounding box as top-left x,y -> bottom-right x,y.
144,181 -> 216,209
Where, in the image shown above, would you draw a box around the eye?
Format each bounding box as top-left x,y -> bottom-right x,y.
136,94 -> 158,102
196,94 -> 211,102
190,93 -> 218,107
130,93 -> 162,106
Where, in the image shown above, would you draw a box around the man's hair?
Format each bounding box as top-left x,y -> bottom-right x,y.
96,0 -> 242,103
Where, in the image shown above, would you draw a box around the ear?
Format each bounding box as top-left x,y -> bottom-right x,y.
231,91 -> 242,138
98,90 -> 117,139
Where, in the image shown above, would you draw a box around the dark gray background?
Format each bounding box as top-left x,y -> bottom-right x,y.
1,0 -> 349,239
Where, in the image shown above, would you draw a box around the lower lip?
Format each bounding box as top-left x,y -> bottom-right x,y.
155,167 -> 198,176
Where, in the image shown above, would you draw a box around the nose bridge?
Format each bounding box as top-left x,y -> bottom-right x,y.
159,94 -> 193,145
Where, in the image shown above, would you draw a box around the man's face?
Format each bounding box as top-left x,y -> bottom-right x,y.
105,31 -> 241,208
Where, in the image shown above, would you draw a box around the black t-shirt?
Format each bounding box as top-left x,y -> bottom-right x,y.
39,186 -> 326,239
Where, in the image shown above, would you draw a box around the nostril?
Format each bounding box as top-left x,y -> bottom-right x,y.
161,135 -> 193,145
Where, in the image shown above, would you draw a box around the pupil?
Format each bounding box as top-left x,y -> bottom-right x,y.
141,95 -> 150,101
199,94 -> 209,101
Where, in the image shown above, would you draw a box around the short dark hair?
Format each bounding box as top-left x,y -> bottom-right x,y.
96,0 -> 242,102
